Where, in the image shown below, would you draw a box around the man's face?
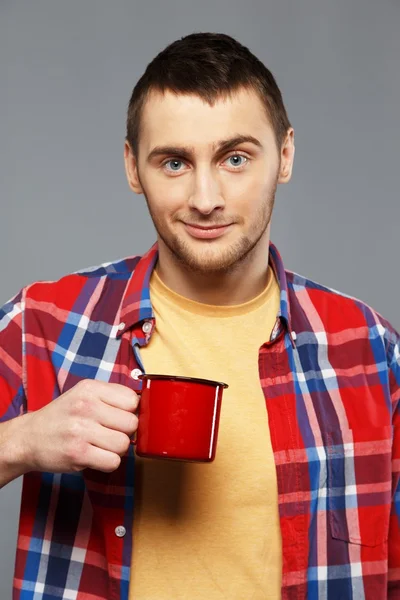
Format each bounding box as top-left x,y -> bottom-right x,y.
125,87 -> 293,274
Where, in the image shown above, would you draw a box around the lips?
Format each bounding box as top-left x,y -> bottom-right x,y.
183,222 -> 233,240
185,223 -> 230,230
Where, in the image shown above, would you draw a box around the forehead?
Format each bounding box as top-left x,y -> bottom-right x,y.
139,87 -> 274,150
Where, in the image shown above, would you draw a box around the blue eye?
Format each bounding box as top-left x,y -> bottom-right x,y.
164,160 -> 183,171
227,155 -> 247,167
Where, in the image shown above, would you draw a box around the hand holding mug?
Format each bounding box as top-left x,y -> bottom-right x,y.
17,380 -> 140,474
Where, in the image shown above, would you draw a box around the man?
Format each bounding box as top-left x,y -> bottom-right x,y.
0,31 -> 399,600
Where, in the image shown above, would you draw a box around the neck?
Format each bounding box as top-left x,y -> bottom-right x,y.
155,233 -> 271,306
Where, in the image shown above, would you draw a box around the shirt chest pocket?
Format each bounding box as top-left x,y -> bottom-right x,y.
326,425 -> 392,547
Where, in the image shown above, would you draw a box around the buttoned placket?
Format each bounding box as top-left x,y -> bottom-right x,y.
259,324 -> 308,595
104,319 -> 155,600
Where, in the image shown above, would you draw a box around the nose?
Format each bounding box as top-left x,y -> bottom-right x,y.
187,167 -> 225,215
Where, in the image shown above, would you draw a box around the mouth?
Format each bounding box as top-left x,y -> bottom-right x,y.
182,222 -> 233,240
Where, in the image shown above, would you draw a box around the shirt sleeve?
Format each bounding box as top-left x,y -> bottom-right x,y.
0,288 -> 27,423
388,334 -> 400,596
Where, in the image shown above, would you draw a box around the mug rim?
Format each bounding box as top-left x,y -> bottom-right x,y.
138,373 -> 228,389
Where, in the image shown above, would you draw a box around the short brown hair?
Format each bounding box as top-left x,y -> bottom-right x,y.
126,32 -> 291,155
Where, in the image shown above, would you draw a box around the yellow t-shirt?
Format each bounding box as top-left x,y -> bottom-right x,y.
129,266 -> 282,600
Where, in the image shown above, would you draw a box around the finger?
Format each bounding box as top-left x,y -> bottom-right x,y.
95,403 -> 139,436
78,380 -> 140,412
87,423 -> 133,456
98,383 -> 140,412
83,445 -> 122,473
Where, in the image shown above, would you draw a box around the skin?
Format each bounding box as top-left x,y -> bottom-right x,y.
124,86 -> 295,305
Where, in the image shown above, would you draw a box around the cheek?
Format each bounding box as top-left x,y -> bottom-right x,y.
224,171 -> 269,208
143,169 -> 188,206
254,168 -> 280,202
146,188 -> 186,223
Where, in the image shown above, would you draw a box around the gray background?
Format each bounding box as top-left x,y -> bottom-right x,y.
1,0 -> 399,595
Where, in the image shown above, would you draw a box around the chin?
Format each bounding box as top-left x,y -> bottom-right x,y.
158,226 -> 257,274
177,245 -> 252,275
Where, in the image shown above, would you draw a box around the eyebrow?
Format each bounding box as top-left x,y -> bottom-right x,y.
146,134 -> 263,162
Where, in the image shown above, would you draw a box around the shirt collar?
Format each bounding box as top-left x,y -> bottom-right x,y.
116,240 -> 294,340
268,241 -> 293,334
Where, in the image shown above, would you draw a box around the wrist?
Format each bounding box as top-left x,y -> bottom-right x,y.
2,414 -> 33,477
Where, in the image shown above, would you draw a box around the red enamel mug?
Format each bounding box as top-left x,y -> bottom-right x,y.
132,374 -> 228,462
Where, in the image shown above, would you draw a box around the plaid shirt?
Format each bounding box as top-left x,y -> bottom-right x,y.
1,241 -> 399,600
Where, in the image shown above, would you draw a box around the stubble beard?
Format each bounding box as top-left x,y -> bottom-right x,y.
142,179 -> 278,276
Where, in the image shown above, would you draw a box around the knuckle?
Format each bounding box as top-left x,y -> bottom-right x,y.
112,432 -> 131,456
103,454 -> 121,473
120,434 -> 131,454
76,379 -> 94,395
124,387 -> 140,409
129,414 -> 139,433
65,420 -> 82,441
75,379 -> 100,404
72,395 -> 95,419
112,454 -> 122,470
66,440 -> 87,467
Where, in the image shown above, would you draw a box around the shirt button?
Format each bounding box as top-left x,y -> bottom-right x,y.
142,321 -> 152,334
131,368 -> 142,380
118,322 -> 126,331
115,525 -> 126,538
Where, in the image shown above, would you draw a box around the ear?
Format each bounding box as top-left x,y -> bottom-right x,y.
278,128 -> 295,184
124,140 -> 144,194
